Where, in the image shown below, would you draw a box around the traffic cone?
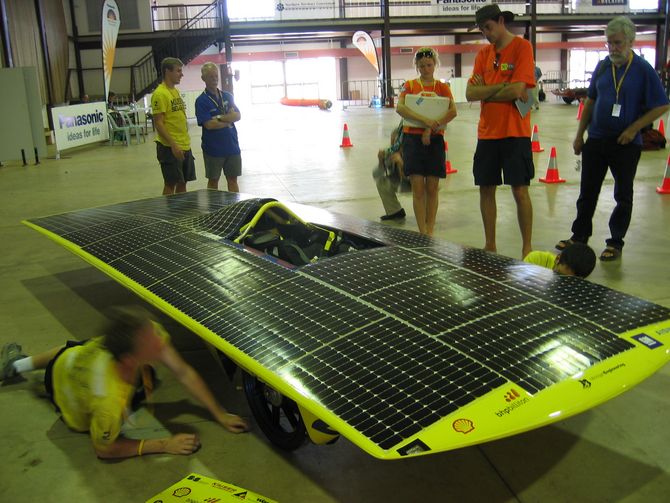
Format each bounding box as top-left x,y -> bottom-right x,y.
658,119 -> 666,138
531,124 -> 544,153
657,155 -> 670,194
340,123 -> 353,148
539,147 -> 566,184
576,99 -> 584,120
444,140 -> 457,174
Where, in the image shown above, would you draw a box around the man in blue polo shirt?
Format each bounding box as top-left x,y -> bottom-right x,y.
557,16 -> 669,262
195,63 -> 242,191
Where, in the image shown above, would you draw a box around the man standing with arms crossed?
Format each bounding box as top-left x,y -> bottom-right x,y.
152,57 -> 196,195
556,16 -> 669,261
195,62 -> 242,192
466,4 -> 536,259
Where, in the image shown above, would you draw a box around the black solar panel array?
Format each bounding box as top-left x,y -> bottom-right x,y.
26,190 -> 670,453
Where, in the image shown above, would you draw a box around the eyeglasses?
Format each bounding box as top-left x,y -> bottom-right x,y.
415,50 -> 434,60
493,53 -> 501,70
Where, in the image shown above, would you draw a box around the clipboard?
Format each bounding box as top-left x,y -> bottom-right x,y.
514,97 -> 533,118
403,94 -> 451,128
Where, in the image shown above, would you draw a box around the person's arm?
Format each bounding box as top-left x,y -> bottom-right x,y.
159,343 -> 249,433
484,81 -> 528,102
573,97 -> 595,155
436,96 -> 457,131
617,103 -> 670,145
153,112 -> 184,161
95,434 -> 200,459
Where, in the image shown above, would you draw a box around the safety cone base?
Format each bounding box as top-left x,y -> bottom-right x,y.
540,175 -> 566,184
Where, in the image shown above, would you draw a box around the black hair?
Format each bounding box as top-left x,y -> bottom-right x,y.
559,242 -> 596,278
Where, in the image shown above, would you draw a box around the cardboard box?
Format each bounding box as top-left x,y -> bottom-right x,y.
145,473 -> 278,503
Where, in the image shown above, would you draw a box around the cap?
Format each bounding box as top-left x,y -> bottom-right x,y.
468,4 -> 515,32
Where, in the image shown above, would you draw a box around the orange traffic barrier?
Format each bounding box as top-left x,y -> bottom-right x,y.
539,147 -> 566,184
657,155 -> 670,194
444,140 -> 457,174
340,123 -> 353,148
531,124 -> 544,153
576,99 -> 584,120
280,97 -> 332,110
659,118 -> 666,138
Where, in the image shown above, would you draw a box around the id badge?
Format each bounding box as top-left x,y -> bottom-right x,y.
612,104 -> 622,117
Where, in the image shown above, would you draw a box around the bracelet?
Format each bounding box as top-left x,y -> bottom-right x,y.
138,439 -> 145,456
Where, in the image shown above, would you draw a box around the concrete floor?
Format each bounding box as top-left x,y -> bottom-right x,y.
1,100 -> 669,502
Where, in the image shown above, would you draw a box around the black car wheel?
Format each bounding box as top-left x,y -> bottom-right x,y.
242,371 -> 306,451
563,97 -> 574,104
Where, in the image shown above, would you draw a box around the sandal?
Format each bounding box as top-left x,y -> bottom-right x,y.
599,246 -> 621,261
555,238 -> 575,251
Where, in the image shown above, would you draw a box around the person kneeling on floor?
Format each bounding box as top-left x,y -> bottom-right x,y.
373,120 -> 410,221
0,305 -> 248,459
524,242 -> 596,278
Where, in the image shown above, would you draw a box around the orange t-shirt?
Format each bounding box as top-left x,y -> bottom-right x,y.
399,79 -> 454,135
470,37 -> 535,139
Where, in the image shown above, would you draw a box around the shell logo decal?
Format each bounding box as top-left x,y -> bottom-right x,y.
452,418 -> 475,434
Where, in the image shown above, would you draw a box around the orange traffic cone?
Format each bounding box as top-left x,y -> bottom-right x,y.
657,155 -> 670,194
444,140 -> 457,174
658,119 -> 666,138
340,123 -> 353,148
531,124 -> 544,153
576,99 -> 584,120
539,147 -> 566,184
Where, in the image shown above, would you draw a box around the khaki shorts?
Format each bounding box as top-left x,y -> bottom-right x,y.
203,153 -> 242,180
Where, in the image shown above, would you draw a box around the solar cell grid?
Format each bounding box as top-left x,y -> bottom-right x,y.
179,198 -> 270,238
29,208 -> 128,236
65,215 -> 162,246
83,221 -> 189,262
362,270 -> 533,335
285,318 -> 506,449
303,246 -> 457,294
440,303 -> 634,393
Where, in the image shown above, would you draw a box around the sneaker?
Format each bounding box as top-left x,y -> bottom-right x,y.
0,342 -> 26,381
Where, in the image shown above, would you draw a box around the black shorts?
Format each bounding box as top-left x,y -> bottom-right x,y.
473,138 -> 534,186
44,340 -> 86,406
156,143 -> 196,184
402,134 -> 446,178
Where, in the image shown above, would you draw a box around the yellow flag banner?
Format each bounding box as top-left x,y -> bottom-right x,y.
352,31 -> 379,75
102,0 -> 120,102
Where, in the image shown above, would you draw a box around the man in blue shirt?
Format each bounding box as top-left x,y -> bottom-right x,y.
557,16 -> 669,261
195,63 -> 242,191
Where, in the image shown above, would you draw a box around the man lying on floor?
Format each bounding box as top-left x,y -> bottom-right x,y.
0,305 -> 248,459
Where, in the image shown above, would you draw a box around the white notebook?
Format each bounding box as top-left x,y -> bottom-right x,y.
403,94 -> 451,128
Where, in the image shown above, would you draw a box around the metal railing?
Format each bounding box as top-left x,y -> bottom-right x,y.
341,78 -> 405,109
131,2 -> 220,99
151,3 -> 218,32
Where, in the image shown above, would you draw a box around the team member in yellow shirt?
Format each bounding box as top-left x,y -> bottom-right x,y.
0,306 -> 248,459
523,242 -> 596,278
152,57 -> 195,195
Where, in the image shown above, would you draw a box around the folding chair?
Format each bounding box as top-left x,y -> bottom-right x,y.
118,110 -> 146,143
107,112 -> 130,146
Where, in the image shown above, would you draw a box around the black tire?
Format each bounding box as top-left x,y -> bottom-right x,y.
563,97 -> 574,105
242,372 -> 306,451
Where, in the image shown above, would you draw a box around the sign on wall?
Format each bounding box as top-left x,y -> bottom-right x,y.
50,102 -> 110,153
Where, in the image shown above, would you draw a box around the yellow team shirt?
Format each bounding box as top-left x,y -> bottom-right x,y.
51,325 -> 169,452
523,250 -> 557,271
151,82 -> 191,150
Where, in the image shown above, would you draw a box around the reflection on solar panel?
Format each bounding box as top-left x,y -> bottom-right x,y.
24,190 -> 670,459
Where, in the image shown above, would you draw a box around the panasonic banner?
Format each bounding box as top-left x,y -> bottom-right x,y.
50,102 -> 110,153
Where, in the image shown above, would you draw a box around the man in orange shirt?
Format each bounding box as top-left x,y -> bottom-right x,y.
466,4 -> 536,259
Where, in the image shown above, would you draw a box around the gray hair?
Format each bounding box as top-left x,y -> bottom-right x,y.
201,62 -> 218,78
606,16 -> 636,43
